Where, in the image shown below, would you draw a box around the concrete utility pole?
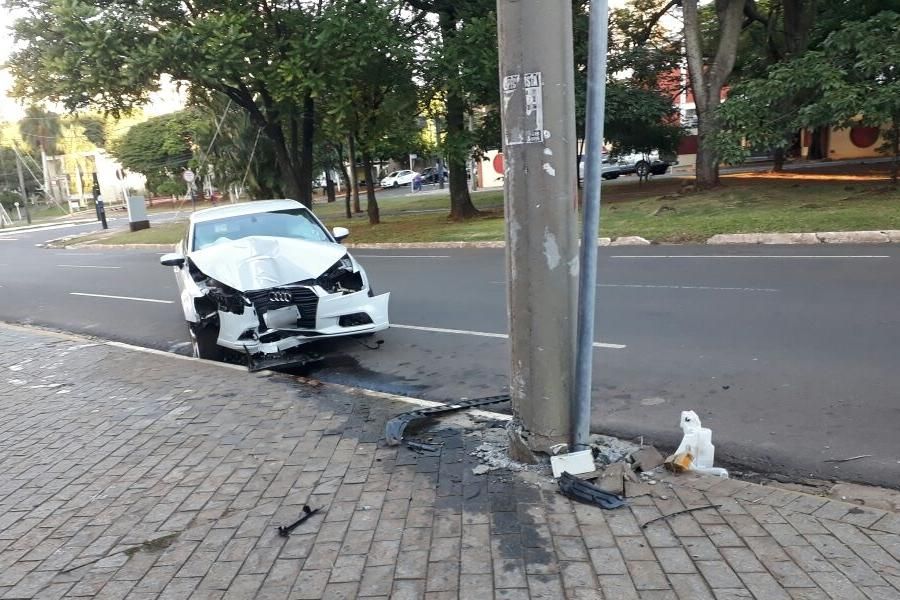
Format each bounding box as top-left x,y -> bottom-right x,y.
497,0 -> 579,453
16,151 -> 32,225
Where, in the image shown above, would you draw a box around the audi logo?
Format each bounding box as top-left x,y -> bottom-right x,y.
269,291 -> 293,303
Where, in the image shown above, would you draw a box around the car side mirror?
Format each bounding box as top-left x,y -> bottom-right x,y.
160,253 -> 186,268
332,227 -> 350,242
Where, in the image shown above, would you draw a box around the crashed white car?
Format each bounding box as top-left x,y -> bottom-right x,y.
160,200 -> 389,368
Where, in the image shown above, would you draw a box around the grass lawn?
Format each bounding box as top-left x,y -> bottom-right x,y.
76,171 -> 900,246
74,221 -> 187,246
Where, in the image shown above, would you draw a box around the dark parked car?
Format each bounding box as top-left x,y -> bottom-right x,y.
420,166 -> 449,184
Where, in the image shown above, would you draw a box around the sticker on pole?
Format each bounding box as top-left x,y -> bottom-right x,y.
502,71 -> 544,146
182,169 -> 195,184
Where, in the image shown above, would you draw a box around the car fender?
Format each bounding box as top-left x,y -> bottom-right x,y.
173,265 -> 202,323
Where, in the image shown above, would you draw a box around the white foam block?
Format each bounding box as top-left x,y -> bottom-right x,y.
550,449 -> 595,479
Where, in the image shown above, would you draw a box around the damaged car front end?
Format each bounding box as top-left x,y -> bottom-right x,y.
161,200 -> 389,369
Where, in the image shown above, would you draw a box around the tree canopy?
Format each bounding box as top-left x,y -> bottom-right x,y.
719,10 -> 900,182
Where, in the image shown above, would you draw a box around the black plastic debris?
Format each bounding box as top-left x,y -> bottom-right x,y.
243,346 -> 323,372
277,505 -> 321,537
384,394 -> 510,445
557,471 -> 627,510
405,441 -> 442,454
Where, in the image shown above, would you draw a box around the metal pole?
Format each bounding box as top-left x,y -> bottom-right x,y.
497,0 -> 579,453
40,144 -> 52,205
572,0 -> 610,451
16,152 -> 31,225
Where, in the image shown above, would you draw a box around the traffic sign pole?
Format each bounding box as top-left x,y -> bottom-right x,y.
183,170 -> 196,212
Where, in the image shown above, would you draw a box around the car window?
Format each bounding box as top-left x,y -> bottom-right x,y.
387,171 -> 398,178
192,208 -> 331,251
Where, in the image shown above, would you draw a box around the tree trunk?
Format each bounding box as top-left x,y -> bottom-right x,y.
772,147 -> 786,172
325,169 -> 336,203
348,134 -> 362,214
362,152 -> 380,225
695,111 -> 721,189
891,126 -> 899,186
336,142 -> 353,219
683,0 -> 744,190
268,129 -> 305,203
298,93 -> 316,208
439,10 -> 479,221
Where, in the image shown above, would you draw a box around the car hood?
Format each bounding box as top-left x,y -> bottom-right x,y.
189,236 -> 346,291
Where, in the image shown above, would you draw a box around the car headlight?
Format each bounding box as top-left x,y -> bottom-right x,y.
318,254 -> 363,294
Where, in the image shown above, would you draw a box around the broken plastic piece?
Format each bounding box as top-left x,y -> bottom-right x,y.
550,449 -> 595,478
665,411 -> 728,478
277,505 -> 321,537
557,472 -> 627,510
405,441 -> 442,454
384,394 -> 510,445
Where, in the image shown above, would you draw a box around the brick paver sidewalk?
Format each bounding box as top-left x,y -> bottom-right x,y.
1,324 -> 898,600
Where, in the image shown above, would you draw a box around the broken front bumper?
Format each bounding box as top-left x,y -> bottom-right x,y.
216,288 -> 390,356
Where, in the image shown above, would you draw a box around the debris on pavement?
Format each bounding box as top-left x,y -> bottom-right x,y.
469,427 -> 530,474
557,472 -> 627,509
384,394 -> 510,445
550,449 -> 595,478
630,446 -> 665,472
596,462 -> 639,496
591,434 -> 641,466
664,410 -> 729,478
405,440 -> 442,454
640,504 -> 723,529
277,505 -> 321,537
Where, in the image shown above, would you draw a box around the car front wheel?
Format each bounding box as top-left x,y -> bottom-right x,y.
635,161 -> 650,178
189,323 -> 223,361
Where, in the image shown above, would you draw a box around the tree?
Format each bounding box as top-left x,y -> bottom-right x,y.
407,0 -> 489,221
719,11 -> 900,184
7,0 -> 330,207
18,106 -> 61,157
602,0 -> 684,160
683,0 -> 747,188
110,110 -> 199,196
306,0 -> 420,225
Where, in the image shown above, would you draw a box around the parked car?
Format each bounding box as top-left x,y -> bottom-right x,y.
420,166 -> 449,184
380,170 -> 417,188
614,152 -> 672,177
159,200 -> 390,368
578,156 -> 623,180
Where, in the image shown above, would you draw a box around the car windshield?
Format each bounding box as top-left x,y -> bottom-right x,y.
192,208 -> 331,251
386,171 -> 398,178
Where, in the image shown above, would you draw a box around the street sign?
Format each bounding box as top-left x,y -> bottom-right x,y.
182,169 -> 195,184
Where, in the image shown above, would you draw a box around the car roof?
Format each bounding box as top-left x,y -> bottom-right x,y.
190,200 -> 307,224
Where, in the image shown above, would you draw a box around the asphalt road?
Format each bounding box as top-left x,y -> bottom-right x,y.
1,218 -> 899,488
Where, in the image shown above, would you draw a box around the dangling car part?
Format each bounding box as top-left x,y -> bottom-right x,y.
557,472 -> 627,510
160,200 -> 390,368
384,394 -> 510,445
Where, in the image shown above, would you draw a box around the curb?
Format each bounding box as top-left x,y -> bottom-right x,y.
39,231 -> 900,251
0,320 -> 512,422
707,230 -> 900,245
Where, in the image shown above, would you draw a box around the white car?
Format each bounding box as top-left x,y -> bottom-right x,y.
160,200 -> 390,368
380,170 -> 416,188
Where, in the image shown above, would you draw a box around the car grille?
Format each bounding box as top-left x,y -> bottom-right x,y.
245,287 -> 318,330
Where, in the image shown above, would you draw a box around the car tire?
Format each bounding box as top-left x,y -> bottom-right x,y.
635,161 -> 650,178
189,323 -> 223,361
392,182 -> 400,188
